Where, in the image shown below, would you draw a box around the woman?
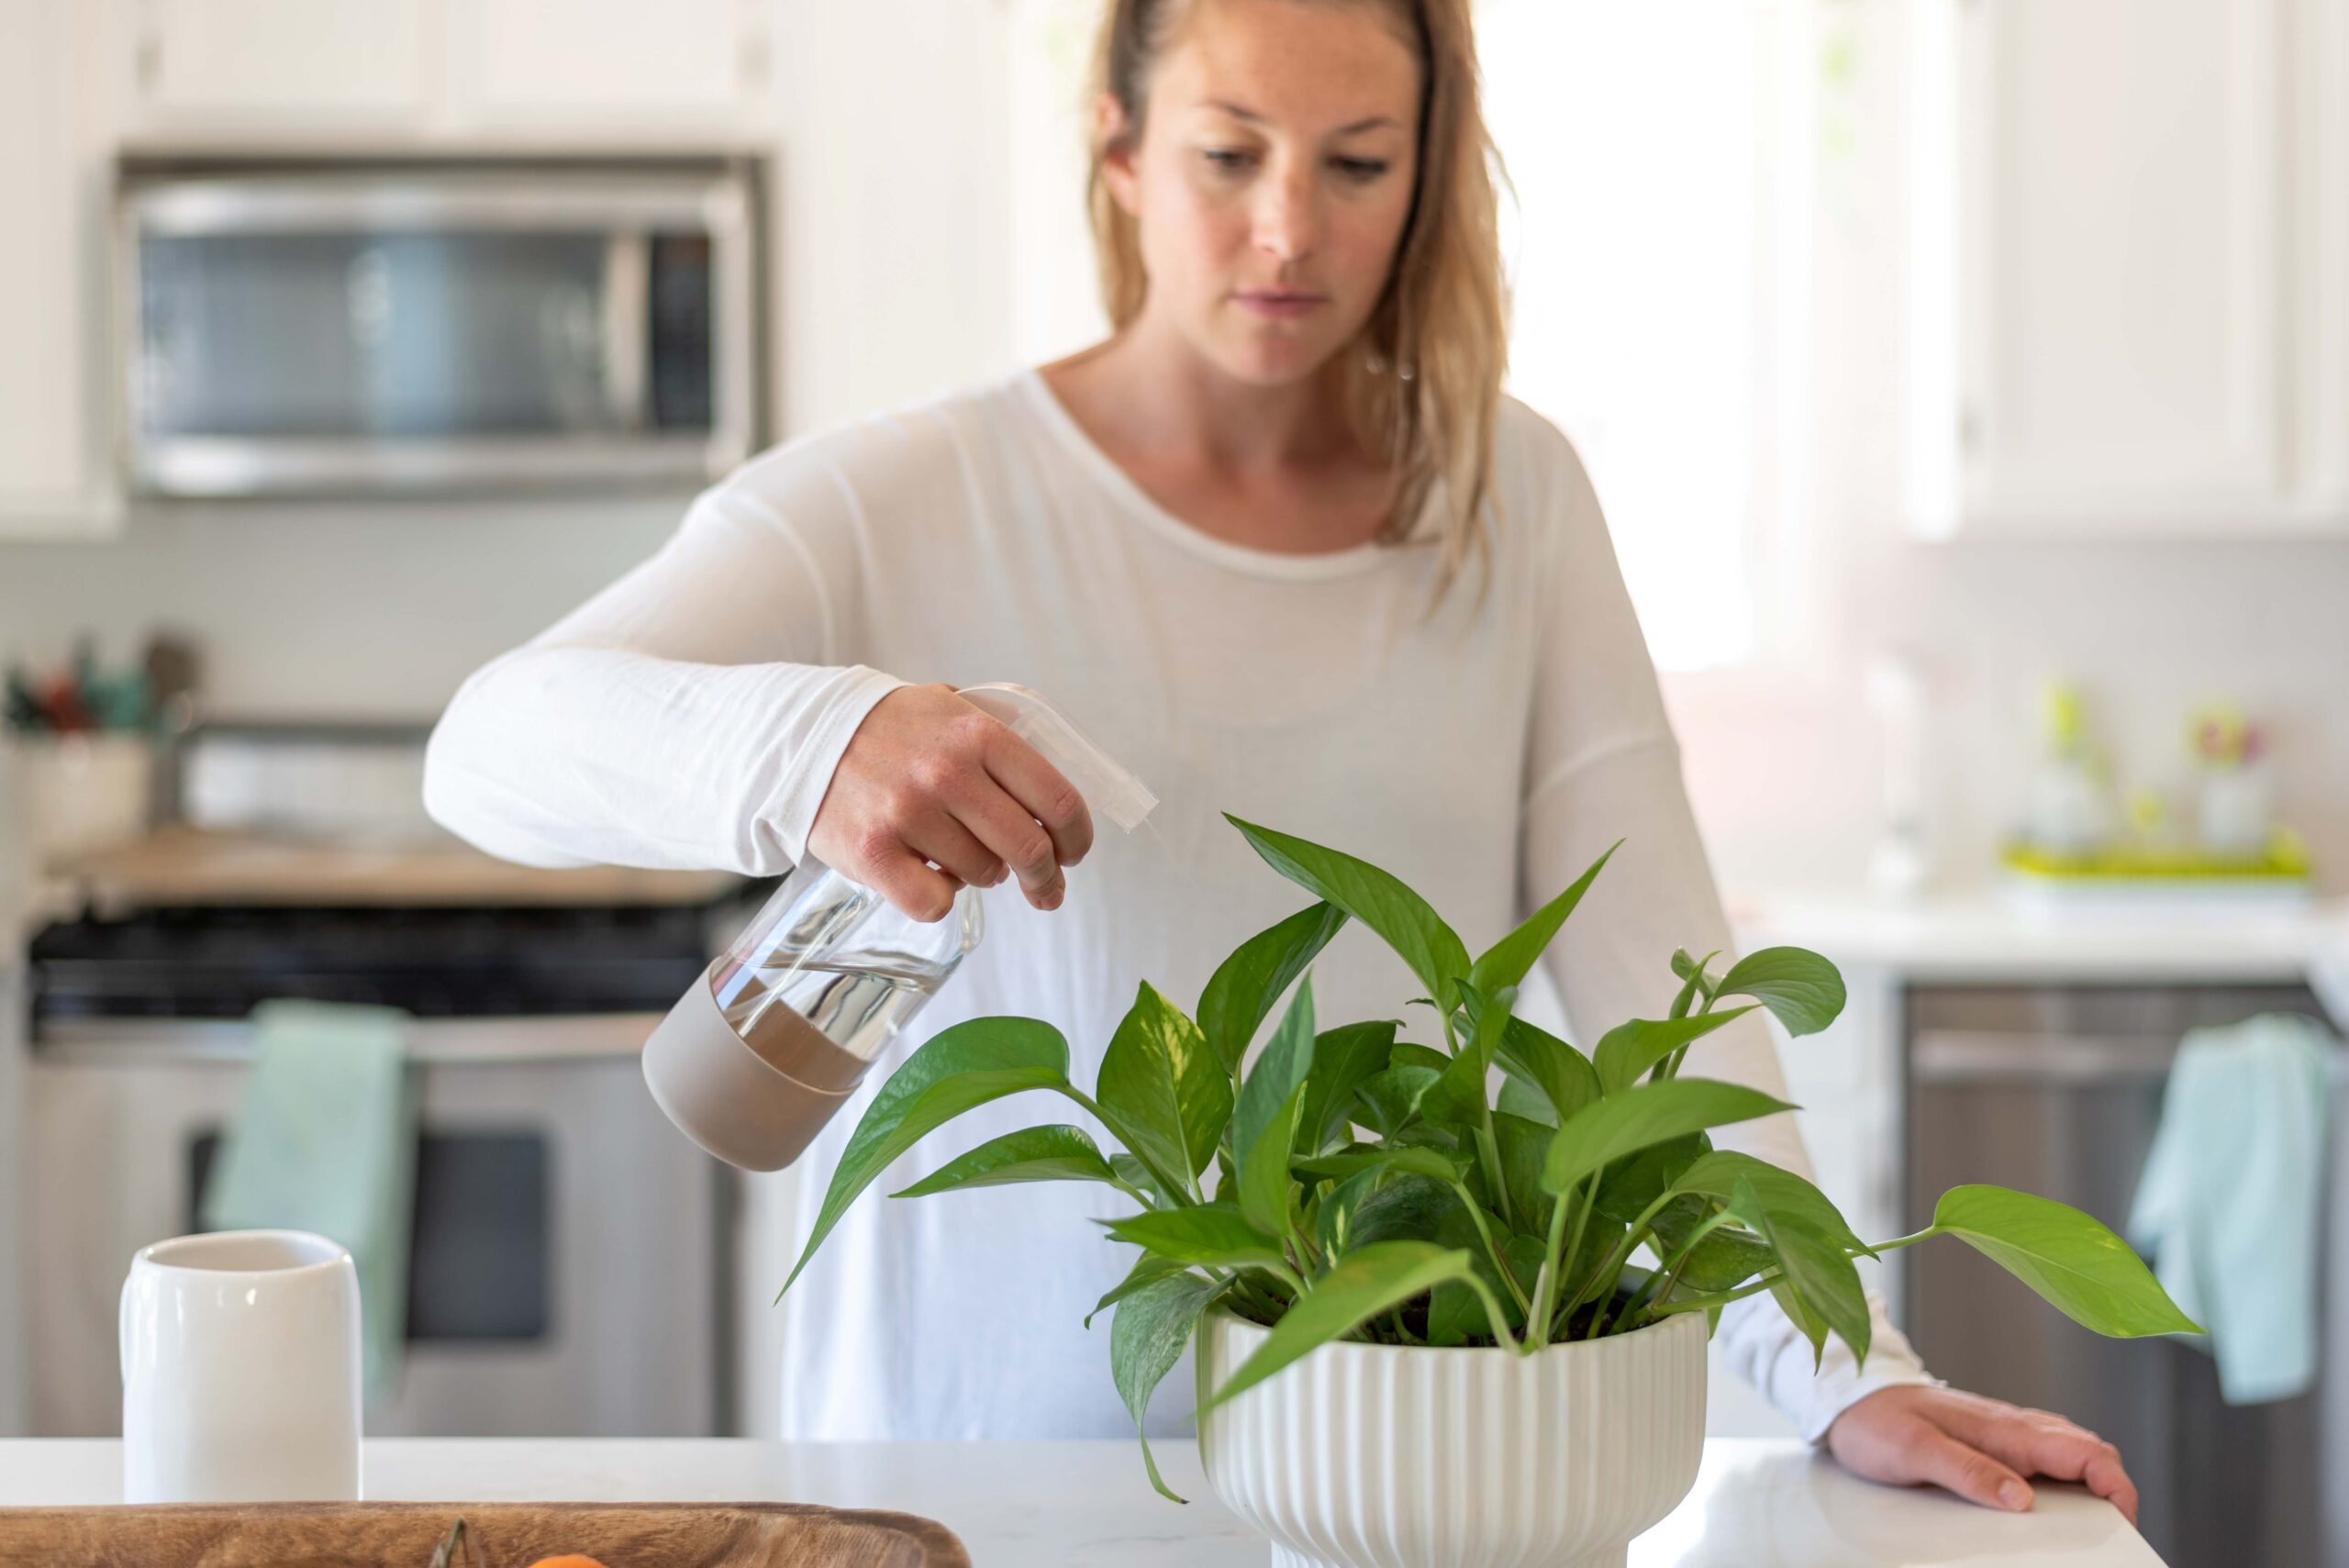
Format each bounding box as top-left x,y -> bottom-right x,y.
426,0 -> 2137,1521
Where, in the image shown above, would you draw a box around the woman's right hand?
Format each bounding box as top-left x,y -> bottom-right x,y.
806,683 -> 1096,921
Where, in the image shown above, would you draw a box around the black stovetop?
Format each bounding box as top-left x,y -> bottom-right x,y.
28,900 -> 719,1020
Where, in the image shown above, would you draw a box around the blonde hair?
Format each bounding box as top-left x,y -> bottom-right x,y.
1086,0 -> 1508,606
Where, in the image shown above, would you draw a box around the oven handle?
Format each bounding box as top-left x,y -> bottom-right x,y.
33,1014 -> 662,1067
1910,1029 -> 2179,1084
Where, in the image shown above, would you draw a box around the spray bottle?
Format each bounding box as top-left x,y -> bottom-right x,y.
642,684 -> 1156,1171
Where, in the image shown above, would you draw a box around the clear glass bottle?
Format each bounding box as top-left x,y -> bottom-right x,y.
642,684 -> 1155,1171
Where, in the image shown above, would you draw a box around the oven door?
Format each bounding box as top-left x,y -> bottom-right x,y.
116,161 -> 760,497
29,1015 -> 720,1437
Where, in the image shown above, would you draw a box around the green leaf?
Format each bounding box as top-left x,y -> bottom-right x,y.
1649,1195 -> 1775,1292
1468,840 -> 1620,994
1238,1083 -> 1308,1239
1712,947 -> 1847,1037
782,1017 -> 1070,1296
1096,981 -> 1231,1193
1353,1064 -> 1440,1138
1541,1078 -> 1795,1197
1592,1133 -> 1709,1227
1675,1151 -> 1870,1256
1593,1007 -> 1759,1095
1298,1021 -> 1397,1151
1202,1241 -> 1486,1409
1667,951 -> 1719,1020
1430,1200 -> 1527,1345
889,1124 -> 1117,1197
1932,1185 -> 2203,1337
1292,1144 -> 1467,1186
1197,902 -> 1347,1077
1225,815 -> 1471,1006
1086,1251 -> 1195,1329
1388,1041 -> 1452,1073
1109,1152 -> 1169,1207
1113,1272 -> 1230,1502
1491,1112 -> 1558,1234
1315,1169 -> 1455,1260
1729,1175 -> 1869,1369
1496,1017 -> 1599,1123
1497,1074 -> 1559,1128
1103,1206 -> 1287,1273
1770,1273 -> 1829,1366
1417,1039 -> 1492,1131
1233,976 -> 1316,1173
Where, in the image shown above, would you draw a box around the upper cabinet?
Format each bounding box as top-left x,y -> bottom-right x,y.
130,0 -> 431,128
115,0 -> 774,142
1907,0 -> 2341,538
0,0 -> 114,538
452,0 -> 769,129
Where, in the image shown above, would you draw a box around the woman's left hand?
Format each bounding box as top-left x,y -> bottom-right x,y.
1823,1385 -> 2139,1526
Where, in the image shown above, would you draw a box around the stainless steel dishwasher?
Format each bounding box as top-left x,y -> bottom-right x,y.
1903,982 -> 2345,1568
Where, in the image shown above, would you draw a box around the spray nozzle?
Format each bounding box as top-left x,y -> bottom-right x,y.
955,683 -> 1157,833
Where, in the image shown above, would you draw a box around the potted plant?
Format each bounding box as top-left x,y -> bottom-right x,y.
780,816 -> 2197,1568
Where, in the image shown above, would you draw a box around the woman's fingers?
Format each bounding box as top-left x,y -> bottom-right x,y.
952,779 -> 1067,909
1905,1424 -> 2035,1514
902,806 -> 1009,895
1932,1398 -> 2139,1526
976,717 -> 1096,870
854,837 -> 966,925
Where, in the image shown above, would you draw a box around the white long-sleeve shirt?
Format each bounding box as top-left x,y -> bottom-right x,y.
425,369 -> 1932,1440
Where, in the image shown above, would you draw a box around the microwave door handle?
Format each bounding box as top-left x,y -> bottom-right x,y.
604,231 -> 652,432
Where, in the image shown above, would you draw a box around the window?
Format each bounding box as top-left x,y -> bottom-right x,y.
1482,0 -> 1787,669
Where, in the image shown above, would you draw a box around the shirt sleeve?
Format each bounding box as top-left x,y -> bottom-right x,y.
422,459 -> 907,876
1515,415 -> 1937,1440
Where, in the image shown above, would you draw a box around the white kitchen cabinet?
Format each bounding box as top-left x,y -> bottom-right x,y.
452,0 -> 770,131
0,0 -> 115,537
123,0 -> 432,128
1908,0 -> 2334,537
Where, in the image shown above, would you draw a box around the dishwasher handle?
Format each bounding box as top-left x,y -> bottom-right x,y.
1911,1029 -> 2178,1084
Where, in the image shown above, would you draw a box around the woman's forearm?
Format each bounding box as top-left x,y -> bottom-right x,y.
425,642 -> 903,875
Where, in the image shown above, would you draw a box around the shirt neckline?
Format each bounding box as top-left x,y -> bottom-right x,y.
1012,367 -> 1402,583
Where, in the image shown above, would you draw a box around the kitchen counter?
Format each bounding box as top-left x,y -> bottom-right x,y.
1731,888 -> 2349,996
0,1437 -> 2164,1566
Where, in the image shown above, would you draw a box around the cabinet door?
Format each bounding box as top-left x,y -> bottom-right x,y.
131,0 -> 430,125
453,0 -> 764,128
0,0 -> 106,534
1954,0 -> 2283,528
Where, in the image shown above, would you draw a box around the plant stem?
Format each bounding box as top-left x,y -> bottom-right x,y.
1473,1110 -> 1515,1231
1525,1172 -> 1581,1346
1561,1186 -> 1678,1322
1446,1182 -> 1531,1316
1547,1173 -> 1602,1338
1621,1207 -> 1736,1323
1857,1225 -> 1941,1254
1644,1267 -> 1782,1318
1107,1178 -> 1157,1210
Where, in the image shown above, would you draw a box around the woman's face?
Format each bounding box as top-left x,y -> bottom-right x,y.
1106,0 -> 1422,388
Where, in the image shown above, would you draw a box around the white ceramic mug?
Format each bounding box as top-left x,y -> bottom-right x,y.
119,1229 -> 362,1504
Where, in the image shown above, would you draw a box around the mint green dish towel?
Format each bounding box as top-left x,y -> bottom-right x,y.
199,998 -> 417,1411
2126,1012 -> 2336,1405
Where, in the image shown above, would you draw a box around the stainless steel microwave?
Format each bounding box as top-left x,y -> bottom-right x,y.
114,157 -> 763,498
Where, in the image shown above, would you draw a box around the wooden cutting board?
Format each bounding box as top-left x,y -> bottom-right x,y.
0,1500 -> 971,1567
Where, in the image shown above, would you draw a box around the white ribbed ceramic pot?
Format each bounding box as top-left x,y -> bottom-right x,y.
1197,1307 -> 1706,1568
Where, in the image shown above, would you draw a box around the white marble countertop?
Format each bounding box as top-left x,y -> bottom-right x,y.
0,1437 -> 2163,1566
1731,887 -> 2349,995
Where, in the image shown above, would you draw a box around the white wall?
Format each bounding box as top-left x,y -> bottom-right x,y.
0,0 -> 2342,892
